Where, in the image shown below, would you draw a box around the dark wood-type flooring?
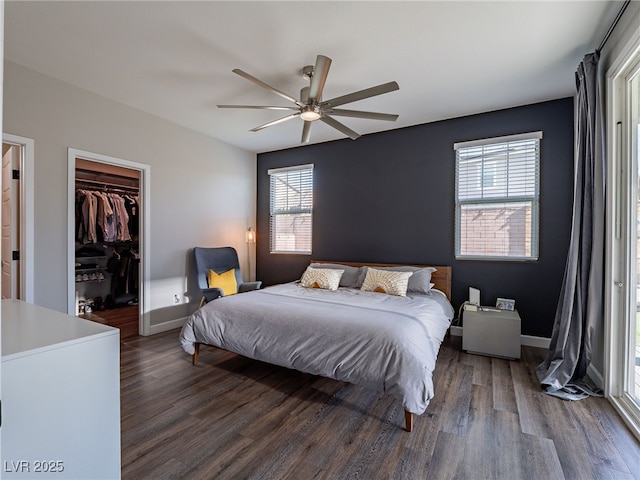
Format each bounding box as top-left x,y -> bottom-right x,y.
119,330 -> 640,480
81,304 -> 139,340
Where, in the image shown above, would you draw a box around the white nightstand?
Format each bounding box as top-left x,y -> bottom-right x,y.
462,307 -> 521,360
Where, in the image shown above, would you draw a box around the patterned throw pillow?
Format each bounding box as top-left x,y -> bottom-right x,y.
360,268 -> 413,297
300,266 -> 344,291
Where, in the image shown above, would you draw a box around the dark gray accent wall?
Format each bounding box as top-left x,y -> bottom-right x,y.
256,98 -> 574,338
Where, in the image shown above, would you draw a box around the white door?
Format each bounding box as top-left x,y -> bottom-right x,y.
1,134 -> 35,304
1,143 -> 19,299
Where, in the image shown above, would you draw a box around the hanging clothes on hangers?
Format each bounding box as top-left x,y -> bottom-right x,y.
75,186 -> 136,244
124,194 -> 139,239
93,190 -> 115,243
76,189 -> 97,244
107,192 -> 131,242
106,245 -> 139,306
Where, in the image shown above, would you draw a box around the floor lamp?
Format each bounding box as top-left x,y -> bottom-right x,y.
246,227 -> 256,281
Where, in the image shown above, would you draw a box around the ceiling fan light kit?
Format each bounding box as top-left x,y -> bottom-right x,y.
218,54 -> 399,144
300,105 -> 321,122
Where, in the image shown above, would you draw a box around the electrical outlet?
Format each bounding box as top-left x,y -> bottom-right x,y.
174,294 -> 180,304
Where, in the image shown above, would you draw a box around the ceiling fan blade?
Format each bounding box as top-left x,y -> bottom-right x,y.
301,121 -> 312,143
308,55 -> 331,102
232,69 -> 300,105
320,81 -> 399,109
218,105 -> 300,111
327,108 -> 398,121
320,115 -> 360,140
250,112 -> 301,132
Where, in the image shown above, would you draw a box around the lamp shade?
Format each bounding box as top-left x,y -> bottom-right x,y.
246,227 -> 256,243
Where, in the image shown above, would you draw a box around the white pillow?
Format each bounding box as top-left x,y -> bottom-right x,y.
300,266 -> 344,291
310,263 -> 362,288
407,267 -> 437,294
360,268 -> 412,297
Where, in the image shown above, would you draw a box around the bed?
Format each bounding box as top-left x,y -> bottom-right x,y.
179,261 -> 454,432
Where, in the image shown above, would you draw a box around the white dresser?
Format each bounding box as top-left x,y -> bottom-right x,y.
1,299 -> 121,479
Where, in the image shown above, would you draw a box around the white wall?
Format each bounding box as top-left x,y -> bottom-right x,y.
3,61 -> 256,327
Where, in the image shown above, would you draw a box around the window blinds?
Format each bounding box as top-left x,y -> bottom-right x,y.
268,164 -> 314,254
454,132 -> 541,260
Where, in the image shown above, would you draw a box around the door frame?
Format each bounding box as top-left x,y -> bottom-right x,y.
605,25 -> 640,441
2,133 -> 34,303
67,148 -> 151,336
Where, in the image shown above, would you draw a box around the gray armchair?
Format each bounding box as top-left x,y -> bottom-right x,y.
194,246 -> 261,306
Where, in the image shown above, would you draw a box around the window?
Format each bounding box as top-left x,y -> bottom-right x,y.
268,164 -> 313,254
454,132 -> 541,260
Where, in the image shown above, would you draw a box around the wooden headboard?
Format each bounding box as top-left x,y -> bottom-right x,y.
312,261 -> 452,301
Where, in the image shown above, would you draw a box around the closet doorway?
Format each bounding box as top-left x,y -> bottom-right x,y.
67,149 -> 150,337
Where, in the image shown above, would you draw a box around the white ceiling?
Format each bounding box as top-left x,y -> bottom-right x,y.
4,1 -> 623,153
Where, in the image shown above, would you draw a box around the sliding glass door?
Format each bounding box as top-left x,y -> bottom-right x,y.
607,47 -> 640,440
626,71 -> 640,407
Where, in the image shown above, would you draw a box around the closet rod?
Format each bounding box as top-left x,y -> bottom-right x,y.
76,179 -> 139,193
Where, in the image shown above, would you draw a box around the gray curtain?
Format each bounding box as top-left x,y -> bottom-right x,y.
536,52 -> 605,400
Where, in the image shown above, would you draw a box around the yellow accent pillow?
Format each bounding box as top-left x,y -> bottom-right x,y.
208,268 -> 238,296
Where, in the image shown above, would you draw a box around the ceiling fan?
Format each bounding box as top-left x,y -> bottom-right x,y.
218,55 -> 399,144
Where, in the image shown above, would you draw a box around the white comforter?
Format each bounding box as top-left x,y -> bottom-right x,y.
179,282 -> 454,415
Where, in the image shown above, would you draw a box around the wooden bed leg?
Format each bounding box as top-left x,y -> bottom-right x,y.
192,343 -> 200,365
404,410 -> 414,432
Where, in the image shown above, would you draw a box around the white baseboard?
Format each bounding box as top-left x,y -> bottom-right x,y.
587,363 -> 604,390
521,334 -> 550,349
450,326 -> 550,349
147,316 -> 187,335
